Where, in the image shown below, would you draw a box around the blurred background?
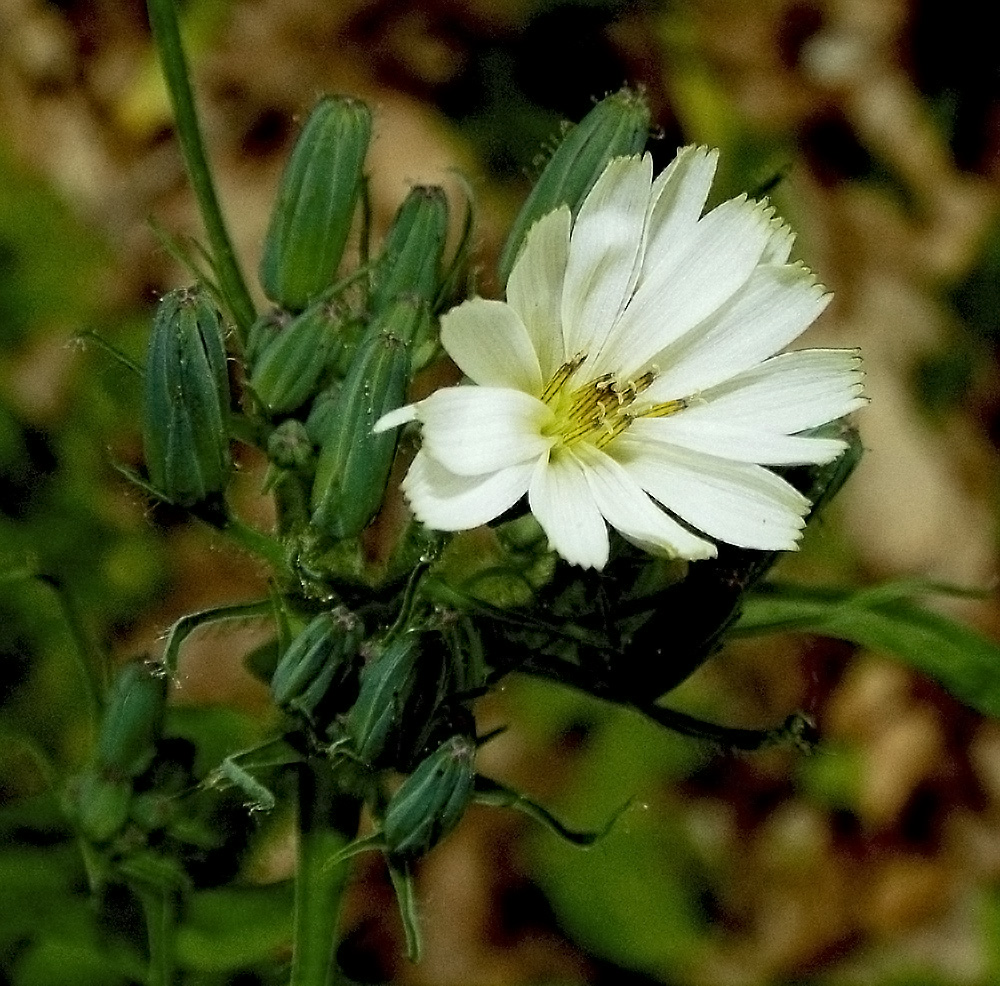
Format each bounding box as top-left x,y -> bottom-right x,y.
2,0 -> 1000,983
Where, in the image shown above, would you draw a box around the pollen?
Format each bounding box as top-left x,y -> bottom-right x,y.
540,358 -> 682,451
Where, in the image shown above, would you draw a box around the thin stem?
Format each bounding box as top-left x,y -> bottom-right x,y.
138,886 -> 177,986
221,513 -> 288,573
145,0 -> 256,337
291,763 -> 362,986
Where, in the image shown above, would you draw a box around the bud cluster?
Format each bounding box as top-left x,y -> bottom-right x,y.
126,84 -> 863,963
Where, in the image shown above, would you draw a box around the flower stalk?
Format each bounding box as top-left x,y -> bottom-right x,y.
145,0 -> 256,336
290,764 -> 362,986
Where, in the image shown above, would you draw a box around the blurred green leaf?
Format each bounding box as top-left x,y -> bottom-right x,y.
12,939 -> 140,986
176,884 -> 293,971
0,144 -> 110,346
735,581 -> 1000,717
519,677 -> 709,974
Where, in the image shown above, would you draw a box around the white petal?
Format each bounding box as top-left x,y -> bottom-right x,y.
561,154 -> 653,360
680,349 -> 867,434
613,437 -> 809,551
577,445 -> 716,560
402,451 -> 534,530
641,264 -> 831,400
762,216 -> 796,265
416,387 -> 553,476
642,145 -> 718,264
630,416 -> 850,466
506,206 -> 571,382
374,402 -> 418,434
598,196 -> 776,377
528,451 -> 609,569
440,299 -> 543,395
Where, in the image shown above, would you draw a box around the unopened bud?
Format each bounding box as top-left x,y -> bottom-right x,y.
250,300 -> 341,415
370,186 -> 449,314
498,88 -> 650,283
142,288 -> 231,507
259,95 -> 372,311
310,299 -> 423,539
96,661 -> 167,779
383,734 -> 476,859
267,419 -> 315,473
346,632 -> 447,766
271,610 -> 362,725
70,769 -> 132,843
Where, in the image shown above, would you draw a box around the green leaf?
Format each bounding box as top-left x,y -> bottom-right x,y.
175,884 -> 293,972
13,939 -> 140,986
735,581 -> 1000,717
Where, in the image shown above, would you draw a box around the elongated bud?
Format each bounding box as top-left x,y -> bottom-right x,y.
498,88 -> 650,283
142,288 -> 231,507
304,384 -> 341,446
70,770 -> 132,843
245,309 -> 289,370
271,609 -> 363,725
383,734 -> 476,859
260,96 -> 372,311
96,661 -> 168,779
346,632 -> 449,766
346,633 -> 420,764
370,186 -> 449,314
250,300 -> 341,415
310,299 -> 423,539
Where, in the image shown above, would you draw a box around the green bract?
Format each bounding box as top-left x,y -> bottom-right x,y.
142,288 -> 231,507
259,95 -> 372,311
497,87 -> 650,283
310,299 -> 423,539
383,734 -> 476,859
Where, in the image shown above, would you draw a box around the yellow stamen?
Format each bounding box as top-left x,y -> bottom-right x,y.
541,356 -> 680,452
642,398 -> 688,418
541,354 -> 586,404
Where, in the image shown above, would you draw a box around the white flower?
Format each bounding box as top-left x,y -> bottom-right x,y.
376,148 -> 866,570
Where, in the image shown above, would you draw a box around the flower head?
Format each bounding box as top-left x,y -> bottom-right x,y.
376,148 -> 866,569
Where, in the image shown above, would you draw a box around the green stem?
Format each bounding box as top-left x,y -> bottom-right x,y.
291,763 -> 362,986
138,886 -> 177,986
146,0 -> 256,337
221,513 -> 288,573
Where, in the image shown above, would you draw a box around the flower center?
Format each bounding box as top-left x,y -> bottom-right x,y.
540,355 -> 687,451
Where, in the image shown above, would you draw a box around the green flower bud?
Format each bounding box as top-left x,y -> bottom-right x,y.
267,419 -> 315,473
71,769 -> 132,843
245,308 -> 289,370
370,186 -> 449,314
96,661 -> 167,779
259,95 -> 373,311
142,287 -> 231,507
310,299 -> 423,539
498,88 -> 650,283
250,300 -> 341,415
304,384 -> 341,446
346,632 -> 447,766
383,734 -> 476,859
271,609 -> 363,724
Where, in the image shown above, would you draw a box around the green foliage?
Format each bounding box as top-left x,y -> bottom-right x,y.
736,580 -> 1000,717
520,677 -> 709,976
